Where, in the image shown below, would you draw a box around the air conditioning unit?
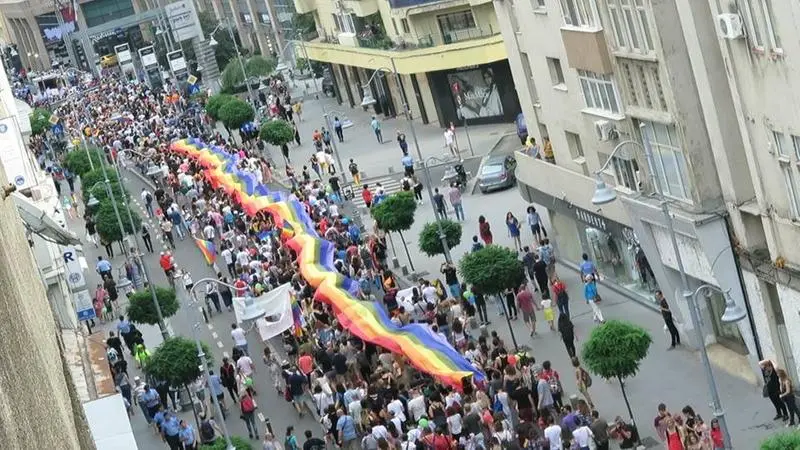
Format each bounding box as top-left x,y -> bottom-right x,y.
594,120 -> 617,142
717,13 -> 744,40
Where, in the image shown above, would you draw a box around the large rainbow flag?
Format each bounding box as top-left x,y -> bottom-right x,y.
170,138 -> 484,389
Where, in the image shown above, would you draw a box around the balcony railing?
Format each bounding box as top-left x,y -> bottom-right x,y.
312,27 -> 498,51
442,26 -> 495,44
357,34 -> 394,49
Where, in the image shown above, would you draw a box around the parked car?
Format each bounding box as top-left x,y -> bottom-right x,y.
100,54 -> 118,68
478,154 -> 517,194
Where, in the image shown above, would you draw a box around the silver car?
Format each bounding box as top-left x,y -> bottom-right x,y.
478,154 -> 517,193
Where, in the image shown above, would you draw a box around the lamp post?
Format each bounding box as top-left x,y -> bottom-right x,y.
78,131 -> 95,171
591,123 -> 746,450
210,21 -> 255,104
188,278 -> 242,450
361,58 -> 453,264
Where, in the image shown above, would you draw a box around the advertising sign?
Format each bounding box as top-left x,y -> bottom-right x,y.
74,289 -> 96,321
62,246 -> 86,290
167,50 -> 187,74
165,1 -> 202,42
138,45 -> 158,69
114,43 -> 132,64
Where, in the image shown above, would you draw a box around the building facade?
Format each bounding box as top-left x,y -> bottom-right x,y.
294,0 -> 521,127
494,0 -> 763,378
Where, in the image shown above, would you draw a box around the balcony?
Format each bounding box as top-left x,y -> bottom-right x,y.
561,28 -> 613,74
294,0 -> 316,14
342,0 -> 380,17
441,26 -> 495,44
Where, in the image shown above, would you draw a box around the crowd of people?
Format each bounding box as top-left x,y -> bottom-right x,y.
34,69 -> 748,450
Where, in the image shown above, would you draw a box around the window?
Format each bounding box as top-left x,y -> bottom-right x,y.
437,10 -> 477,43
640,121 -> 691,200
546,57 -> 565,86
332,14 -> 341,32
532,0 -> 546,9
559,0 -> 599,28
773,131 -> 789,157
242,13 -> 253,24
342,14 -> 356,33
740,0 -> 764,48
761,0 -> 781,51
401,18 -> 410,33
565,131 -> 585,158
519,52 -> 539,101
792,135 -> 800,159
606,0 -> 654,53
612,155 -> 640,191
577,70 -> 621,114
392,18 -> 399,34
618,59 -> 668,111
782,166 -> 800,219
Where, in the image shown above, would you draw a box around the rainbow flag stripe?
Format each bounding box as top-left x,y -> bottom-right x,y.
170,138 -> 484,389
194,237 -> 216,265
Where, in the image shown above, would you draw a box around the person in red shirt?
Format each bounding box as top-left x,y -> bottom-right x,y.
538,360 -> 564,409
516,284 -> 538,336
297,351 -> 314,385
551,276 -> 569,318
478,215 -> 493,245
159,252 -> 175,278
422,427 -> 453,450
361,185 -> 373,208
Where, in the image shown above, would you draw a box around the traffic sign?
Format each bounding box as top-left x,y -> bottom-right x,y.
187,74 -> 197,85
74,290 -> 96,321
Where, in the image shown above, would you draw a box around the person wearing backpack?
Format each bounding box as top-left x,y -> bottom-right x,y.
198,414 -> 221,445
285,426 -> 299,450
572,357 -> 594,409
349,159 -> 361,185
240,391 -> 259,439
539,360 -> 563,410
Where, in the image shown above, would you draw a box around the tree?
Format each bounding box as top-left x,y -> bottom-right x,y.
418,219 -> 462,257
761,431 -> 800,450
295,57 -> 324,77
245,55 -> 276,77
30,107 -> 52,136
199,11 -> 241,68
201,436 -> 253,450
83,180 -> 127,205
80,168 -> 119,197
459,245 -> 525,296
371,191 -> 417,271
218,98 -> 255,131
95,200 -> 142,243
127,287 -> 179,325
259,119 -> 295,146
146,337 -> 213,388
64,148 -> 103,176
205,94 -> 235,121
581,320 -> 652,442
292,12 -> 316,36
220,55 -> 276,91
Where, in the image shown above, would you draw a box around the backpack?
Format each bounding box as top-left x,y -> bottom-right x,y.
240,395 -> 256,413
349,162 -> 358,174
285,435 -> 298,450
492,394 -> 504,413
546,373 -> 562,394
200,420 -> 215,441
107,348 -> 119,365
402,179 -> 411,190
145,192 -> 153,204
580,368 -> 593,388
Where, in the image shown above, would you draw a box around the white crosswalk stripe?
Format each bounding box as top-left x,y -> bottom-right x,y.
350,176 -> 404,209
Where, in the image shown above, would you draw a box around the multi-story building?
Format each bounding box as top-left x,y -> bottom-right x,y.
293,0 -> 521,127
705,0 -> 800,382
493,0 -> 764,377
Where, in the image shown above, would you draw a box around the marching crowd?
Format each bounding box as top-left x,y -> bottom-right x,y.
36,72 -> 740,450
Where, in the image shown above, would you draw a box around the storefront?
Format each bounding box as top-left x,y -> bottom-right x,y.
427,59 -> 521,126
519,183 -> 659,305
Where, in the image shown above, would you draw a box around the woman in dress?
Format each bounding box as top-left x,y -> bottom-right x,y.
505,212 -> 522,251
478,215 -> 493,245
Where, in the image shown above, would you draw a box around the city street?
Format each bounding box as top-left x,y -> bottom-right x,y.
67,93 -> 779,450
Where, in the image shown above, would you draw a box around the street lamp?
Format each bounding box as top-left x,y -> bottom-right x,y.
362,59 -> 453,264
209,22 -> 255,106
590,122 -> 745,450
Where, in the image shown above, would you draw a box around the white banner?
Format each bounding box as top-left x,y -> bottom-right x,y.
165,1 -> 202,42
62,246 -> 86,290
139,46 -> 158,69
0,116 -> 35,190
167,50 -> 187,74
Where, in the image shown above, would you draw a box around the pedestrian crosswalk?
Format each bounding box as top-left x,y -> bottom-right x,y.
348,175 -> 404,209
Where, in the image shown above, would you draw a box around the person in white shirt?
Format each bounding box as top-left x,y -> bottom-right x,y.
328,203 -> 339,218
236,248 -> 250,268
237,354 -> 254,377
543,417 -> 562,450
572,425 -> 594,450
407,389 -> 427,423
371,423 -> 389,441
221,246 -> 234,276
387,398 -> 406,423
231,323 -> 249,355
203,223 -> 215,240
421,281 -> 437,304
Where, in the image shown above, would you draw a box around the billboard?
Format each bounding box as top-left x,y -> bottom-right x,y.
165,1 -> 202,42
447,67 -> 505,120
0,117 -> 36,190
114,43 -> 132,64
167,50 -> 187,74
138,45 -> 158,69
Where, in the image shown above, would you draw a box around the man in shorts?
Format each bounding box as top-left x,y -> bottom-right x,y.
516,284 -> 538,336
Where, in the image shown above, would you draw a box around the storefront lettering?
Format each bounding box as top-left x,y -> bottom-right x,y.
574,208 -> 608,232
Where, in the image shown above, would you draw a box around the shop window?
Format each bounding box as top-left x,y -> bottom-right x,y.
551,212 -> 583,264
585,227 -> 654,301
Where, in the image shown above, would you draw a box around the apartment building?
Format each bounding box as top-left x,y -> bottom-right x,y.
493,0 -> 763,376
701,0 -> 800,382
293,0 -> 521,127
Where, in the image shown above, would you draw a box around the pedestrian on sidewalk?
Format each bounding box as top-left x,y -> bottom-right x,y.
361,184 -> 373,208
579,253 -> 598,283
161,218 -> 175,249
583,275 -> 605,324
413,176 -> 424,204
141,188 -> 154,217
478,215 -> 493,245
444,127 -> 458,158
433,188 -> 446,216
779,369 -> 800,425
349,159 -> 361,185
371,116 -> 383,143
293,122 -> 301,146
334,117 -> 344,142
141,223 -> 154,253
397,130 -> 409,155
572,357 -> 594,409
85,216 -> 98,247
516,283 -> 537,336
552,276 -> 569,317
401,153 -> 414,177
558,314 -> 576,358
96,256 -> 113,280
448,183 -> 464,221
240,390 -> 260,439
656,290 -> 681,349
532,254 -> 549,298
526,206 -> 547,242
760,360 -> 788,422
505,212 -> 522,251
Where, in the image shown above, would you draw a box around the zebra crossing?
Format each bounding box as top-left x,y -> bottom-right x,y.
348,174 -> 404,209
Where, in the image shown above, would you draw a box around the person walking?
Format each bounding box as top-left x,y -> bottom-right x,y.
161,218 -> 175,249
240,390 -> 259,439
478,215 -> 493,245
761,360 -> 788,421
141,223 -> 154,253
370,116 -> 383,143
583,275 -> 605,323
433,188 -> 447,217
656,290 -> 681,349
179,419 -> 198,450
552,276 -> 569,317
413,176 -> 424,204
516,283 -> 537,336
85,217 -> 98,248
231,323 -> 249,355
778,369 -> 800,425
579,253 -> 598,281
401,153 -> 414,177
336,408 -> 360,450
558,314 -> 577,358
526,206 -> 546,241
396,131 -> 409,155
572,357 -> 594,409
505,212 -> 522,251
220,357 -> 239,403
448,183 -> 464,221
444,127 -> 458,158
349,159 -> 361,185
334,117 -> 344,142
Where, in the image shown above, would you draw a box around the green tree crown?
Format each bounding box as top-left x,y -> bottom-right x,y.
371,191 -> 417,233
418,219 -> 462,257
761,431 -> 800,450
64,148 -> 104,176
126,287 -> 179,325
30,107 -> 52,136
146,337 -> 212,387
95,201 -> 141,242
259,119 -> 295,146
218,98 -> 255,130
581,320 -> 652,380
220,55 -> 276,91
459,245 -> 525,296
205,94 -> 235,121
83,180 -> 128,205
201,436 -> 254,450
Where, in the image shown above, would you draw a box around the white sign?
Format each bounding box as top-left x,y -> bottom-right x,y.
63,246 -> 86,290
114,44 -> 132,64
165,1 -> 202,42
167,50 -> 187,74
74,289 -> 96,321
138,45 -> 158,69
0,117 -> 35,190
